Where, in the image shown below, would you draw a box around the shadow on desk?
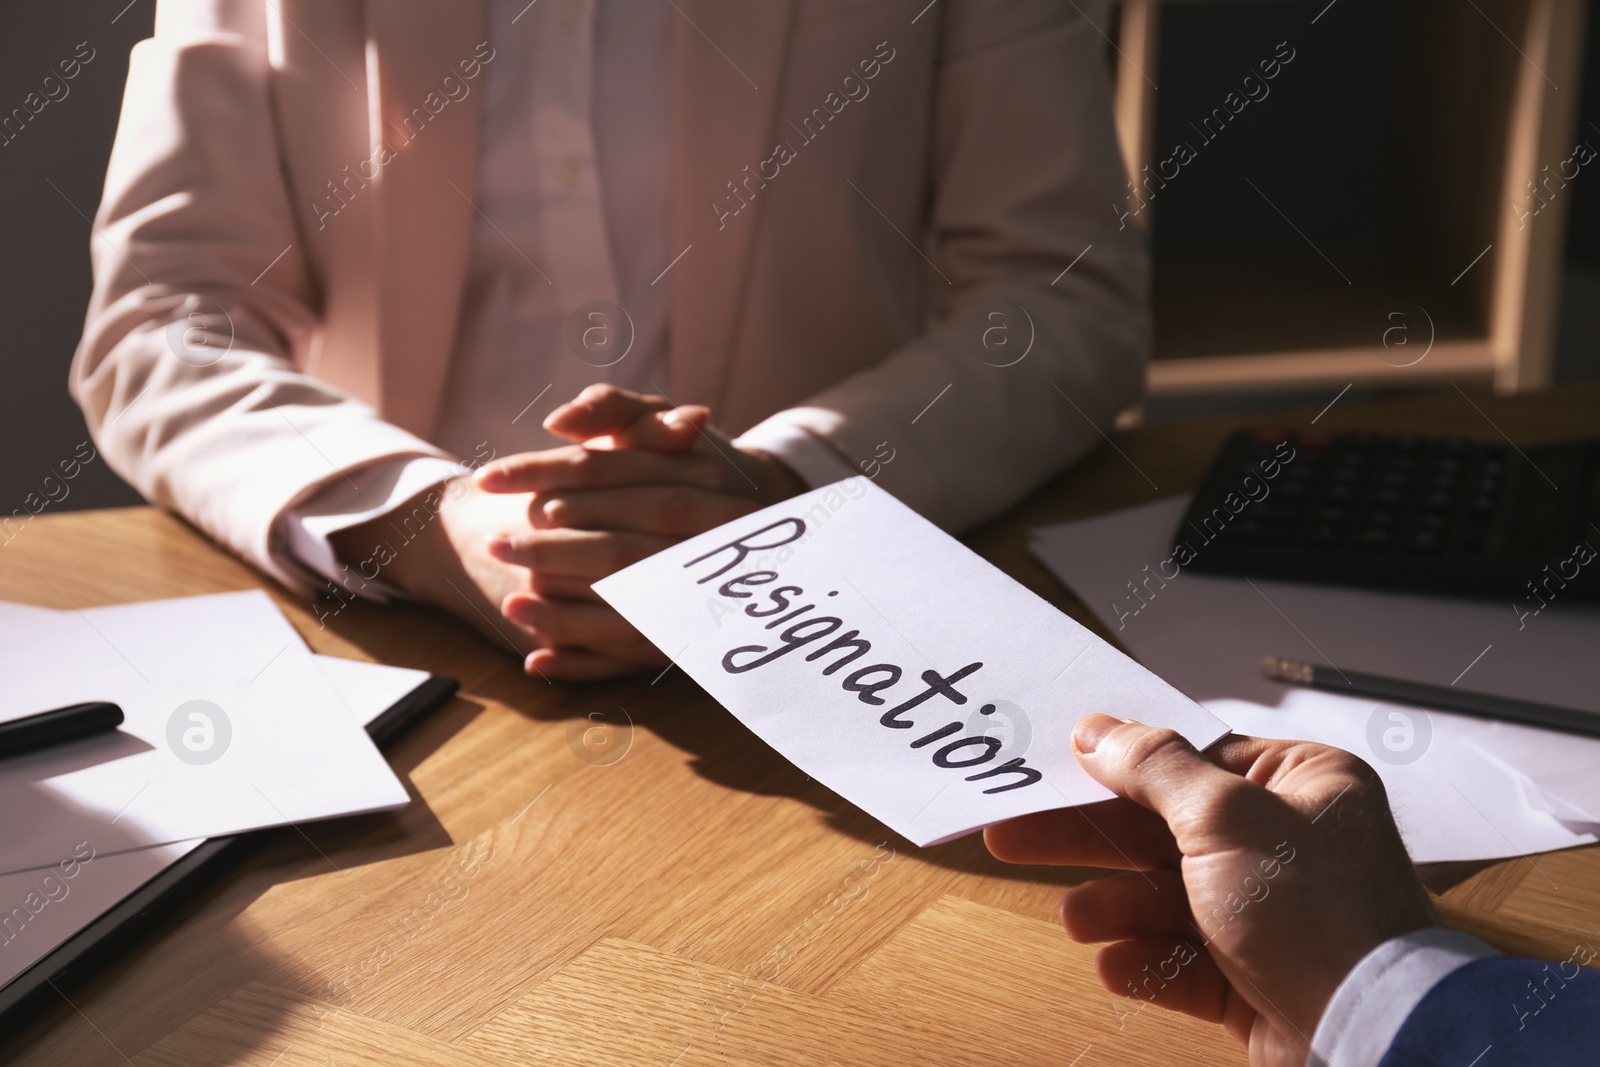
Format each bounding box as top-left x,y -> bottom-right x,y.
0,719 -> 462,1067
0,768 -> 287,1065
322,599 -> 1103,895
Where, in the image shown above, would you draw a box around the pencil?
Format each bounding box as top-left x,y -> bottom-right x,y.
1261,657 -> 1600,740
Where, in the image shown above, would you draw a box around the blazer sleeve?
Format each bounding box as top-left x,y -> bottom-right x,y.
740,0 -> 1148,533
69,0 -> 449,591
1377,954 -> 1600,1066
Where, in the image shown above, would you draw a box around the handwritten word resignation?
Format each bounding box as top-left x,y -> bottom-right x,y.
685,520 -> 1041,795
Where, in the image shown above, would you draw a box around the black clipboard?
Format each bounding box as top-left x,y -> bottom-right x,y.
0,672 -> 459,1029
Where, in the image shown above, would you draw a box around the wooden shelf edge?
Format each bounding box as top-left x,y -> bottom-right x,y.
1146,341 -> 1499,395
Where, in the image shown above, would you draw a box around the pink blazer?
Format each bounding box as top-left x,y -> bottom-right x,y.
71,0 -> 1148,589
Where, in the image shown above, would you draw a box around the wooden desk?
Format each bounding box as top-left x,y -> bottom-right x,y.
4,384 -> 1598,1066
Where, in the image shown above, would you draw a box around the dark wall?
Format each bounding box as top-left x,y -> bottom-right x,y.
1567,2 -> 1600,270
0,1 -> 151,520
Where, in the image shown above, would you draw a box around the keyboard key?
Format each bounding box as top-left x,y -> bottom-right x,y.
1405,529 -> 1444,554
1355,527 -> 1393,550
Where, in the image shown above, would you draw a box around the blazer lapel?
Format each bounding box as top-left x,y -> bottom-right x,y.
365,0 -> 485,437
669,0 -> 796,411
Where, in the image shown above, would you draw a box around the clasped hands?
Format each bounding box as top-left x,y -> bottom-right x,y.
358,384 -> 806,680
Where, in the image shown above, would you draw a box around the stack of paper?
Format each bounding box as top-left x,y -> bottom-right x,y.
1030,497 -> 1600,864
0,593 -> 423,988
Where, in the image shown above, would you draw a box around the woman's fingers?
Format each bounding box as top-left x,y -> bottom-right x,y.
506,588 -> 670,680
487,527 -> 676,577
526,645 -> 665,681
502,592 -> 655,651
542,384 -> 672,443
606,405 -> 710,452
475,444 -> 729,495
527,570 -> 605,602
983,798 -> 1182,871
533,485 -> 760,536
551,400 -> 707,453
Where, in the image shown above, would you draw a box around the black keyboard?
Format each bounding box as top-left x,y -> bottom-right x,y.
1176,428 -> 1600,601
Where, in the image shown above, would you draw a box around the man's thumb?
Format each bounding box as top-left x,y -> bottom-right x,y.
1073,715 -> 1249,832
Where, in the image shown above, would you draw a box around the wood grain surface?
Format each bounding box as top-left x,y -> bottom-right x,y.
3,383 -> 1597,1066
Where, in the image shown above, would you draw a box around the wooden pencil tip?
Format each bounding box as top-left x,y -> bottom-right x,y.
1261,657 -> 1314,684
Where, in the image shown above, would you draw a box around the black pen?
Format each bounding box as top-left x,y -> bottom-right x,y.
1262,657 -> 1600,740
0,702 -> 125,759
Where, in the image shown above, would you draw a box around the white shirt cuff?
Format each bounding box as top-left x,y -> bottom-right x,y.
734,421 -> 855,489
277,456 -> 466,601
1308,928 -> 1499,1067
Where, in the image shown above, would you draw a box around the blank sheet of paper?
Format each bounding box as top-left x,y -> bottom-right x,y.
595,478 -> 1229,847
1460,723 -> 1600,827
0,648 -> 431,987
1031,496 -> 1600,863
0,592 -> 408,876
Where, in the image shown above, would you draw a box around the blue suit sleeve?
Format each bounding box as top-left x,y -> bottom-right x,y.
1379,954 -> 1600,1066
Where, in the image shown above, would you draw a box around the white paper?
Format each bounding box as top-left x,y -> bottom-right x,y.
0,592 -> 409,876
594,478 -> 1230,847
1461,723 -> 1600,825
0,603 -> 428,722
1030,496 -> 1600,863
0,650 -> 431,987
312,654 -> 432,725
